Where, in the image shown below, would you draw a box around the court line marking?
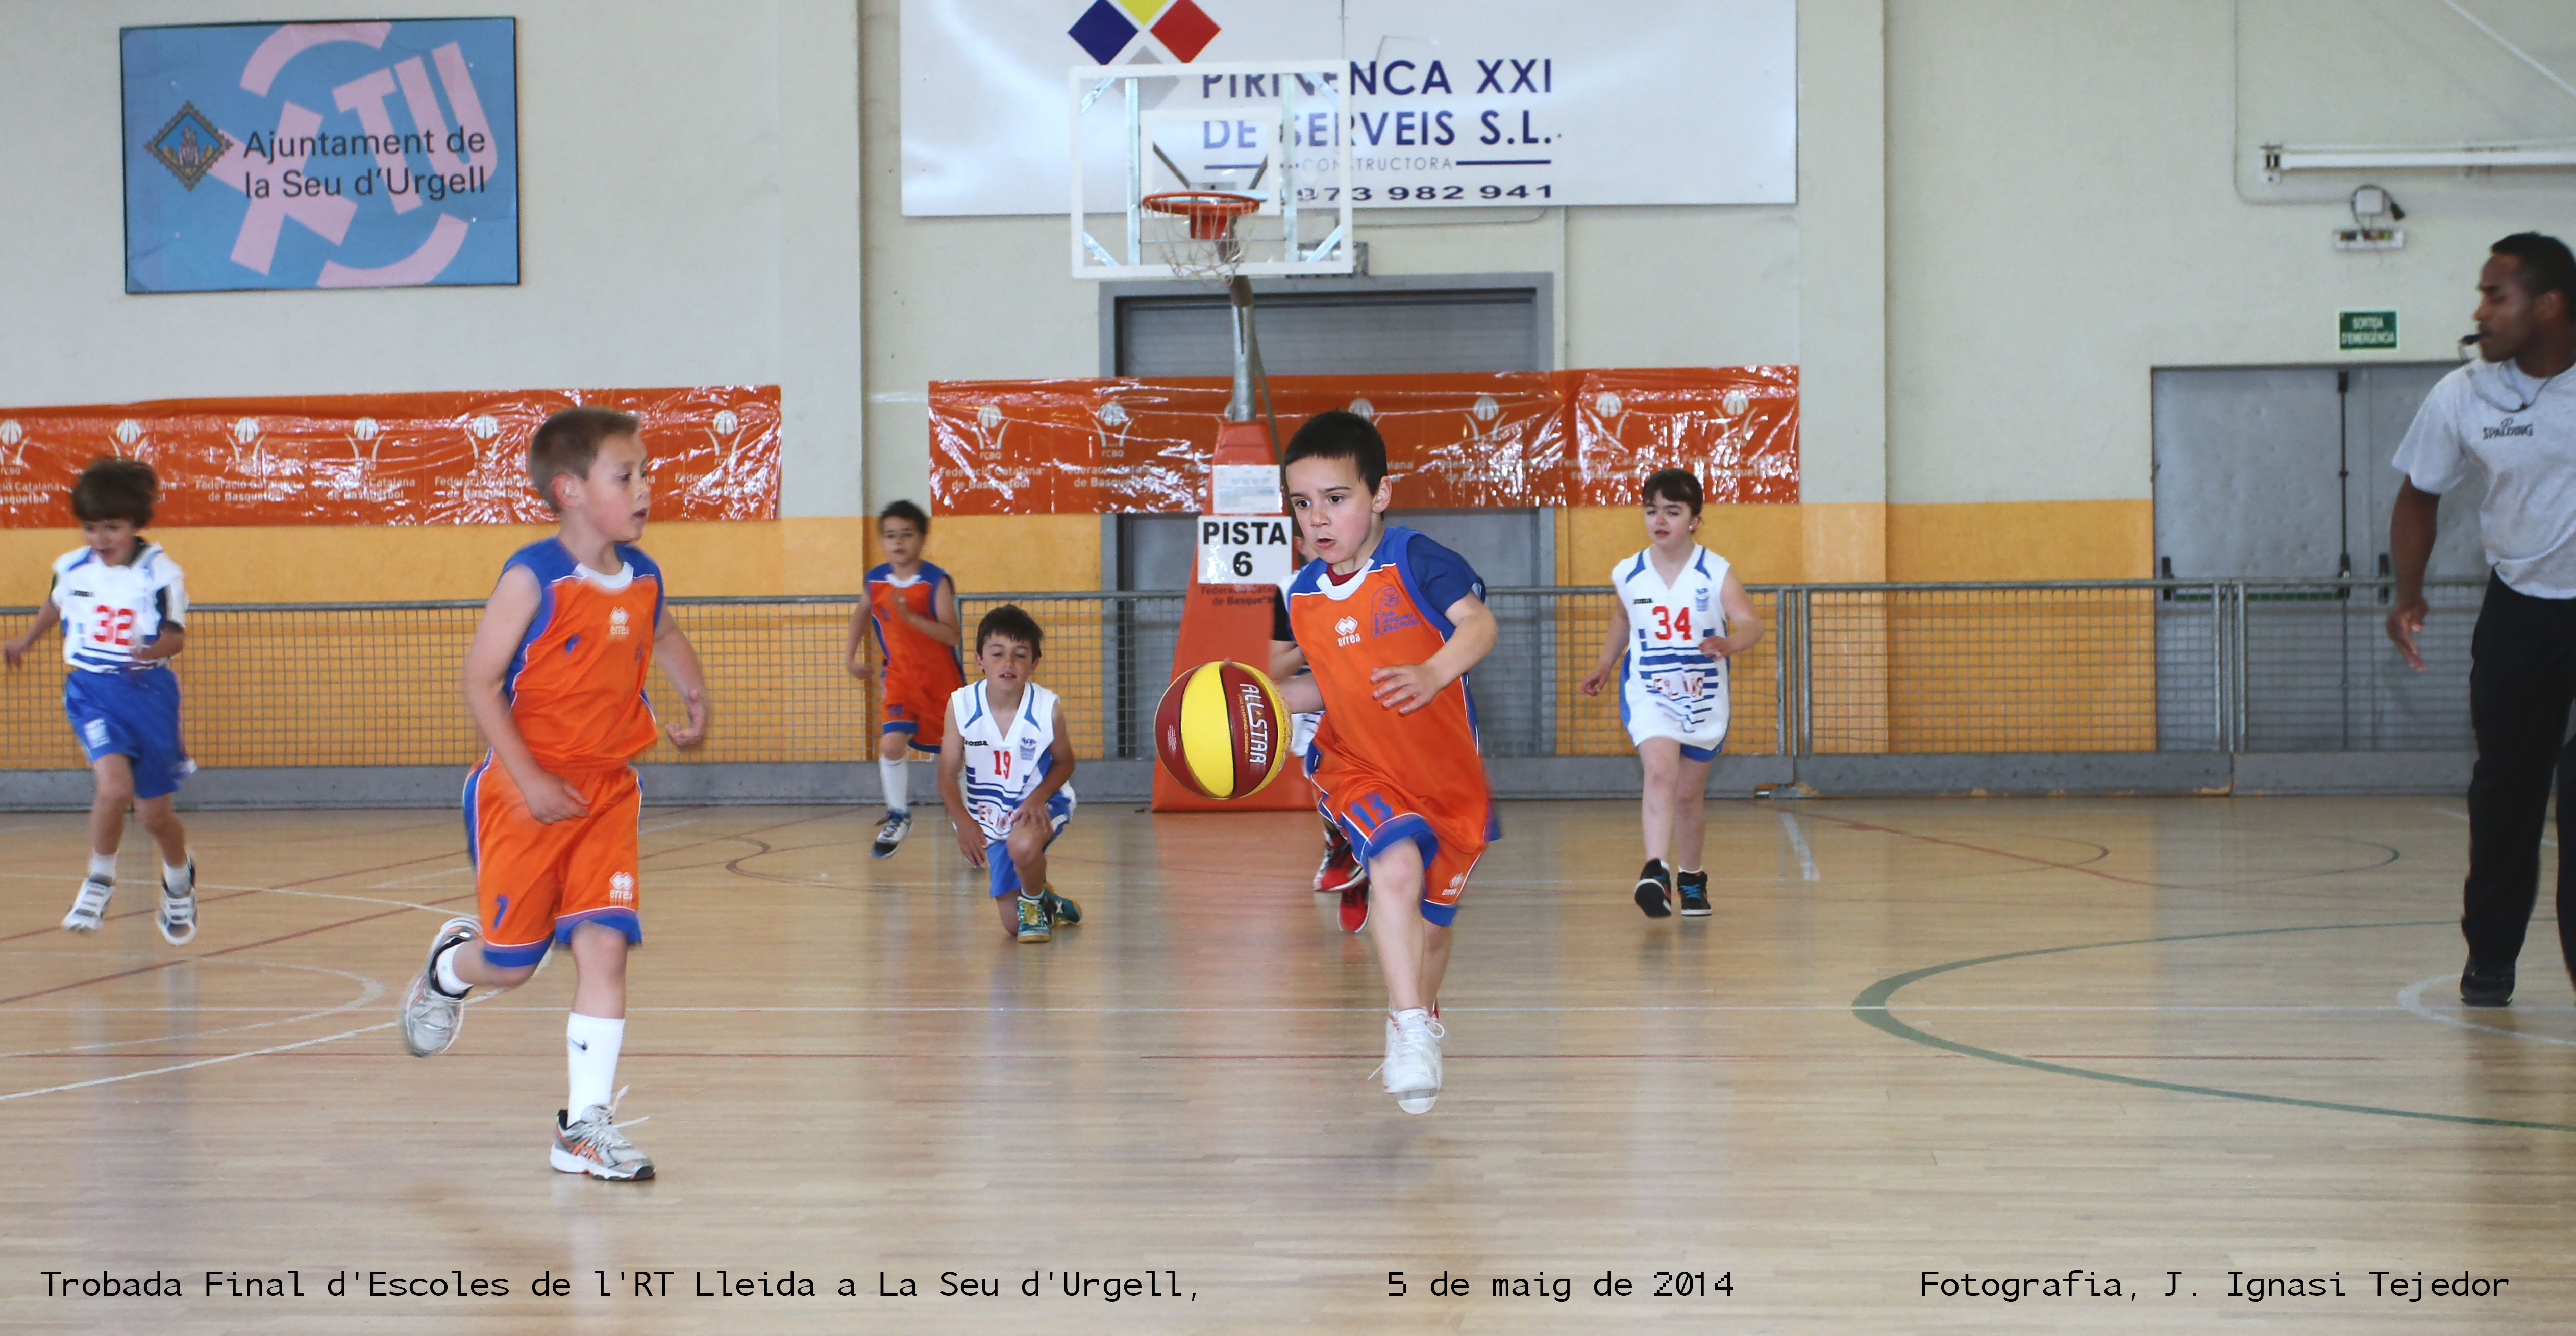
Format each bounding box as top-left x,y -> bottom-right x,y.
0,807 -> 854,1010
2429,805 -> 2555,847
1853,919 -> 2576,1133
0,956 -> 383,1060
0,1009 -> 453,1105
1777,811 -> 1819,881
2396,973 -> 2576,1048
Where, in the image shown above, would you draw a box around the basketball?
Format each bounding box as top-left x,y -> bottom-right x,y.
1153,660 -> 1290,800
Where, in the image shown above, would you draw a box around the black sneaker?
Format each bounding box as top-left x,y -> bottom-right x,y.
2461,960 -> 2514,1009
1633,859 -> 1674,918
1676,870 -> 1711,917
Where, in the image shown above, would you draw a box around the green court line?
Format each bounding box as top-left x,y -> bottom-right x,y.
1851,919 -> 2576,1133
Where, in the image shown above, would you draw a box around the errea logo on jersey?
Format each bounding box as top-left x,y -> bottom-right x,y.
609,607 -> 631,639
1335,615 -> 1361,646
608,872 -> 635,904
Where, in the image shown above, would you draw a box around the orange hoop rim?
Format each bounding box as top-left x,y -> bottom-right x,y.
1141,189 -> 1261,240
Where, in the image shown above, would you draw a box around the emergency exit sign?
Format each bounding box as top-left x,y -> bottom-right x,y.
2339,310 -> 2398,350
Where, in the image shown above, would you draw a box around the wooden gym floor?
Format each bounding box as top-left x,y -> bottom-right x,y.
1,795 -> 2570,1334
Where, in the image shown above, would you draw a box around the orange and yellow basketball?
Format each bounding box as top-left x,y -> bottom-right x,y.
1154,660 -> 1291,800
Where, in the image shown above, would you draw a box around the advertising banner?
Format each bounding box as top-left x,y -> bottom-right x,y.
0,387 -> 779,527
901,0 -> 1796,215
122,19 -> 519,292
929,368 -> 1796,515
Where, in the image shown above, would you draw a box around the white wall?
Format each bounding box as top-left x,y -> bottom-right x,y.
1885,0 -> 2576,506
0,0 -> 866,516
8,0 -> 2572,528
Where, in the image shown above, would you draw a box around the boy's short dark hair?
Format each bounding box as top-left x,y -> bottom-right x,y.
528,407 -> 640,512
2493,232 -> 2574,313
1642,468 -> 1704,517
879,499 -> 930,535
71,457 -> 159,527
1282,410 -> 1389,493
975,604 -> 1044,661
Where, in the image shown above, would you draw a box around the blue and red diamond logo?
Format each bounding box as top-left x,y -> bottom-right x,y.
1069,0 -> 1221,64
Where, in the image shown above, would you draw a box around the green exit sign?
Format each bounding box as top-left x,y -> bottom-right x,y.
2339,310 -> 2398,350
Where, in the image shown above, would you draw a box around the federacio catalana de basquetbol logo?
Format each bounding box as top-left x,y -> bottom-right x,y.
1067,0 -> 1220,64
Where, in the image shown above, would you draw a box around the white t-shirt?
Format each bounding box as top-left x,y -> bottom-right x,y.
49,542 -> 187,673
2393,358 -> 2576,597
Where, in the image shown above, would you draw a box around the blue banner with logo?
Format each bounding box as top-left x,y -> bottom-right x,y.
122,19 -> 519,292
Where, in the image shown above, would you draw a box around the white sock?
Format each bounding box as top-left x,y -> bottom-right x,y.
880,755 -> 909,816
162,858 -> 192,895
566,1013 -> 626,1115
87,852 -> 116,883
433,942 -> 472,997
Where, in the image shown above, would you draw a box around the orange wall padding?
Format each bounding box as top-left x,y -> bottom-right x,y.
929,367 -> 1796,516
0,386 -> 780,527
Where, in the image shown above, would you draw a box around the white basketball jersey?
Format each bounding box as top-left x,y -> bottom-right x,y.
50,543 -> 188,674
1615,545 -> 1730,729
950,679 -> 1074,839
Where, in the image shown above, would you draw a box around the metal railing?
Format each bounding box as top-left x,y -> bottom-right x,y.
0,577 -> 2483,772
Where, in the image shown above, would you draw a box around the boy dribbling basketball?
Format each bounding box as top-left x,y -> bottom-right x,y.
849,500 -> 964,859
3,458 -> 199,944
1578,469 -> 1763,917
1269,411 -> 1499,1114
397,407 -> 711,1181
934,605 -> 1082,942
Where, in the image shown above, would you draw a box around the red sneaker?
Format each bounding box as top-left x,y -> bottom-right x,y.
1338,884 -> 1370,933
1315,843 -> 1367,895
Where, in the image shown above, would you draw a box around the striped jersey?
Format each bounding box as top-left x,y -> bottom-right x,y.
949,679 -> 1073,839
499,539 -> 665,772
1615,544 -> 1730,732
49,543 -> 186,674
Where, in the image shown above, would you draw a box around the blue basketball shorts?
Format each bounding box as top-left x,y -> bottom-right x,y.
983,789 -> 1076,897
63,667 -> 194,800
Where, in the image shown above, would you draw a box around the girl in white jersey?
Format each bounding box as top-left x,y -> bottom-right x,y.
934,605 -> 1083,943
1580,469 -> 1764,919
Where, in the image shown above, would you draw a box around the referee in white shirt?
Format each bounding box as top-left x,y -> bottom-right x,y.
2388,232 -> 2576,1008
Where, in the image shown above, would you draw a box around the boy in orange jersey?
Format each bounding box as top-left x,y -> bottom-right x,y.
397,406 -> 710,1182
845,500 -> 963,858
1269,411 -> 1499,1115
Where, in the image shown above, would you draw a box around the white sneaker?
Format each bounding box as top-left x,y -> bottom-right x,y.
872,812 -> 912,860
62,876 -> 113,933
1377,1011 -> 1444,1114
399,917 -> 479,1057
552,1090 -> 655,1181
157,860 -> 197,946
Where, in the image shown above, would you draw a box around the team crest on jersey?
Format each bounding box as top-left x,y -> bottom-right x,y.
1372,585 -> 1422,636
609,607 -> 631,639
1694,587 -> 1711,615
1019,737 -> 1040,761
608,871 -> 635,904
1335,615 -> 1361,646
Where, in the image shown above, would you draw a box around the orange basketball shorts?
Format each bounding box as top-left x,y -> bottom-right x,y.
880,671 -> 951,753
1311,757 -> 1492,926
463,758 -> 643,967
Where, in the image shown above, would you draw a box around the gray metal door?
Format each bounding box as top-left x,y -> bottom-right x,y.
2150,363 -> 2475,751
1114,288 -> 1543,376
1109,281 -> 1552,752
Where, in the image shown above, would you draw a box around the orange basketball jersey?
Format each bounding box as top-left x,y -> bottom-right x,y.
1284,526 -> 1496,838
500,539 -> 664,772
868,563 -> 964,691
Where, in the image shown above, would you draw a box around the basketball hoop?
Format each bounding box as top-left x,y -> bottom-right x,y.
1141,190 -> 1264,283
